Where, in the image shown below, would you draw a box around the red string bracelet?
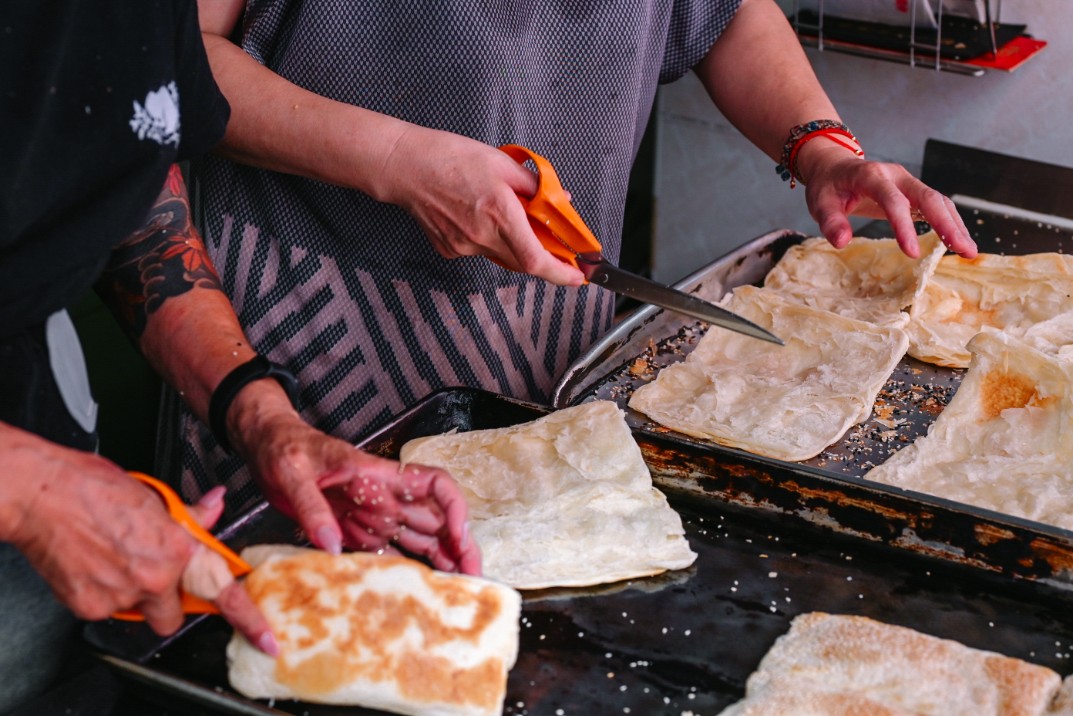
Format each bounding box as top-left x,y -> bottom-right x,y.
776,120 -> 864,188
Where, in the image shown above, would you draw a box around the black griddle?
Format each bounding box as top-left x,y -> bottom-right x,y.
85,387 -> 1073,715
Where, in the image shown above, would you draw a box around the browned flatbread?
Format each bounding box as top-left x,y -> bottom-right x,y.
866,328 -> 1073,531
227,545 -> 521,716
906,251 -> 1073,368
719,612 -> 1061,716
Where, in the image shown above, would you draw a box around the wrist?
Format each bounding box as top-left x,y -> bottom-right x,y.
793,138 -> 864,186
339,109 -> 412,204
209,356 -> 300,454
775,120 -> 863,188
0,424 -> 62,543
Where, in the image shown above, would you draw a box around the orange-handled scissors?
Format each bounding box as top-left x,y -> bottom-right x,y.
111,472 -> 251,620
500,144 -> 782,345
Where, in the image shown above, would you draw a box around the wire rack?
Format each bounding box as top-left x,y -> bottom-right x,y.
789,0 -> 1005,76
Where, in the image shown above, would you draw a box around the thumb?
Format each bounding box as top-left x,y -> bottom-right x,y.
185,485 -> 227,530
181,545 -> 235,602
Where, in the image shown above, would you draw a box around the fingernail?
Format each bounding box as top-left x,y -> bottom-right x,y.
258,632 -> 280,657
316,526 -> 342,556
200,486 -> 226,509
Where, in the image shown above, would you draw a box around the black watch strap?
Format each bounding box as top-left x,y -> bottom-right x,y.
209,355 -> 300,453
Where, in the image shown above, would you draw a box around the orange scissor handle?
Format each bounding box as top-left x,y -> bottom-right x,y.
111,472 -> 252,621
500,144 -> 603,269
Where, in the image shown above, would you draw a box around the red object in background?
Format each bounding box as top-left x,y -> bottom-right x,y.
964,35 -> 1047,71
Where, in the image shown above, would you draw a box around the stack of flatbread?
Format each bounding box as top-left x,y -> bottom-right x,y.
398,400 -> 697,589
906,251 -> 1073,367
719,612 -> 1066,715
227,545 -> 521,716
628,284 -> 909,462
865,328 -> 1073,530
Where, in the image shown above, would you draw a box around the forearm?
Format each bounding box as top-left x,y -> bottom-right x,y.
95,165 -> 288,428
0,422 -> 54,541
201,33 -> 409,202
694,0 -> 841,164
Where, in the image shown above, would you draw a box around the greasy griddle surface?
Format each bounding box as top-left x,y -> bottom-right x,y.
93,220 -> 1073,714
105,479 -> 1073,716
91,388 -> 1073,716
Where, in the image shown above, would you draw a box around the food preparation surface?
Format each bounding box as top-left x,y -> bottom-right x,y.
558,216 -> 1073,482
89,218 -> 1073,713
93,477 -> 1073,716
87,389 -> 1073,716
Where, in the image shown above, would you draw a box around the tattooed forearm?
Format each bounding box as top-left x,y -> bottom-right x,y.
96,165 -> 223,341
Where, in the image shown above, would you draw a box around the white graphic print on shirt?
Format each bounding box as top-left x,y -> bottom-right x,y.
129,81 -> 180,146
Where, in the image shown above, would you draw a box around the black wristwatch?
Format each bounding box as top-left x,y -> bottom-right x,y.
209,355 -> 300,453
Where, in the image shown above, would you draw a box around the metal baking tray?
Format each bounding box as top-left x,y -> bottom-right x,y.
553,226 -> 1073,591
86,388 -> 1073,715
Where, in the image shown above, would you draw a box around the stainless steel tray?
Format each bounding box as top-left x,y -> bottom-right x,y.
553,228 -> 961,477
551,227 -> 1073,591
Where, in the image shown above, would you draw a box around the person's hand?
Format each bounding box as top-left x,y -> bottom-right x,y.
375,124 -> 586,287
233,409 -> 481,576
798,143 -> 977,260
183,487 -> 278,656
5,440 -> 275,653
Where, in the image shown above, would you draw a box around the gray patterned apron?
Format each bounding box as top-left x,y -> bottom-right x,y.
161,0 -> 742,510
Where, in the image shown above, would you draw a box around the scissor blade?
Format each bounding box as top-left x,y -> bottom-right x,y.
578,255 -> 783,345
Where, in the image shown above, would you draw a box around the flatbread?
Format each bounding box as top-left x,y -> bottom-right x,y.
1021,312 -> 1073,361
718,612 -> 1061,716
906,251 -> 1073,367
227,545 -> 521,716
1046,675 -> 1073,715
762,232 -> 945,328
398,400 -> 697,590
628,285 -> 909,461
866,328 -> 1073,530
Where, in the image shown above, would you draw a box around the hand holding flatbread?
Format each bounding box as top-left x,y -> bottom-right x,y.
801,150 -> 976,259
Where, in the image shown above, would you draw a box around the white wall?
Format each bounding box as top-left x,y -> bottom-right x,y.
652,0 -> 1071,282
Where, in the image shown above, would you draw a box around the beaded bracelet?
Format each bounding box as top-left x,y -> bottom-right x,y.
776,120 -> 864,188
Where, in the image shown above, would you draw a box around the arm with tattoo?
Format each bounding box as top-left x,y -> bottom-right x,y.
96,164 -> 224,343
94,163 -> 259,423
92,166 -> 481,575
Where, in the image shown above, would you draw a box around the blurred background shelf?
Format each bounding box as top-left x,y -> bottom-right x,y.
788,1 -> 1047,76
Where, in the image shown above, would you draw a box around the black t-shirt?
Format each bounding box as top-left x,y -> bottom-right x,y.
0,0 -> 230,337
